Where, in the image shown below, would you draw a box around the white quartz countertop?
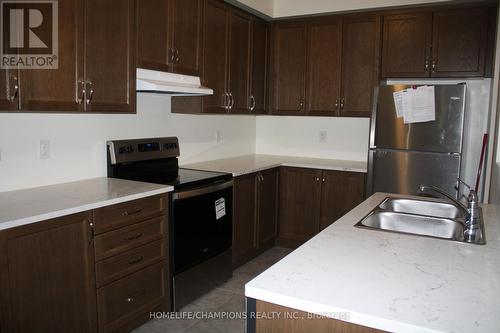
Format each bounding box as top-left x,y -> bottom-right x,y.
245,192 -> 500,333
182,154 -> 367,176
0,178 -> 173,231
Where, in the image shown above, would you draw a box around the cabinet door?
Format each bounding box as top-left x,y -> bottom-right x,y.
431,8 -> 488,77
271,22 -> 307,115
170,0 -> 203,76
136,0 -> 170,71
20,0 -> 84,112
233,173 -> 258,265
228,9 -> 252,114
0,213 -> 96,333
278,167 -> 322,246
84,0 -> 135,113
306,18 -> 342,116
320,171 -> 365,230
257,168 -> 279,247
0,69 -> 19,111
250,18 -> 269,114
381,12 -> 432,78
202,0 -> 230,114
340,15 -> 381,118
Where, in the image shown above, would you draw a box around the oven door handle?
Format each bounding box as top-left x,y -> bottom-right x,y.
172,180 -> 234,201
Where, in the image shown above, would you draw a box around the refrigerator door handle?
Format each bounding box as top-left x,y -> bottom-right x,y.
368,86 -> 379,149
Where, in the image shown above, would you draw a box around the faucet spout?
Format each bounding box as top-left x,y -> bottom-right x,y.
418,185 -> 468,212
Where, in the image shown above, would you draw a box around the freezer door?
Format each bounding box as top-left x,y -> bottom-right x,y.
367,149 -> 460,198
371,84 -> 466,153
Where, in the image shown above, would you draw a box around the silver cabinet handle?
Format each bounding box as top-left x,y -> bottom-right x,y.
340,98 -> 345,111
228,92 -> 234,110
86,81 -> 94,105
175,48 -> 180,64
126,297 -> 134,303
425,59 -> 429,72
76,80 -> 85,104
431,60 -> 436,72
169,48 -> 176,64
322,178 -> 326,182
316,177 -> 320,182
7,74 -> 18,102
221,92 -> 230,110
249,95 -> 255,112
299,98 -> 304,111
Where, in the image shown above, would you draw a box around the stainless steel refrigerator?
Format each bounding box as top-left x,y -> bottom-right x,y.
366,84 -> 466,198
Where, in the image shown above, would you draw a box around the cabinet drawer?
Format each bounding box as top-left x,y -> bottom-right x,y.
95,217 -> 166,261
96,239 -> 166,287
97,262 -> 167,330
94,195 -> 167,234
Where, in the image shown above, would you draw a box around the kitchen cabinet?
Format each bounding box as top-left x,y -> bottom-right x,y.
84,0 -> 135,113
319,170 -> 366,230
340,15 -> 381,117
233,168 -> 279,266
250,18 -> 269,114
228,10 -> 252,114
136,0 -> 203,76
0,212 -> 97,333
278,167 -> 322,246
202,1 -> 252,114
270,21 -> 308,115
306,18 -> 342,116
20,0 -> 83,112
278,167 -> 365,247
382,7 -> 489,78
271,14 -> 380,117
202,0 -> 230,114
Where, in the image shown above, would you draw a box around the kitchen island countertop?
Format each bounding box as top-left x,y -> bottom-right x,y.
245,192 -> 500,333
0,178 -> 173,231
182,154 -> 367,175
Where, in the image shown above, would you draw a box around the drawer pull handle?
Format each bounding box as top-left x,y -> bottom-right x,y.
124,233 -> 143,241
122,209 -> 143,216
128,256 -> 144,265
126,297 -> 134,303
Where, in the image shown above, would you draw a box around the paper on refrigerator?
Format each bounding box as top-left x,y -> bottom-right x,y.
392,86 -> 436,124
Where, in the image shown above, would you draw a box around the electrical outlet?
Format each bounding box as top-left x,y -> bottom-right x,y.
40,140 -> 50,159
319,130 -> 327,143
215,130 -> 223,144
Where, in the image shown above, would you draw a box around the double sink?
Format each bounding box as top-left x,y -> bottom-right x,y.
355,197 -> 486,245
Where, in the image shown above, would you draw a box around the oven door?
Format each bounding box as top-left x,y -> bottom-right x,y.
171,180 -> 233,275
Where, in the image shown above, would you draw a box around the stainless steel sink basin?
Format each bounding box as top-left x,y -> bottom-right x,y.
379,198 -> 466,219
357,211 -> 464,241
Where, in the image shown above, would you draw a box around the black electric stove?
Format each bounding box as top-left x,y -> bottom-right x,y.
106,137 -> 233,311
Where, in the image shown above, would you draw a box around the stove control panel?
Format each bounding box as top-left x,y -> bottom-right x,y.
107,137 -> 180,164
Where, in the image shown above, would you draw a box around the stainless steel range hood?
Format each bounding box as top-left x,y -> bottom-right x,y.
136,68 -> 213,96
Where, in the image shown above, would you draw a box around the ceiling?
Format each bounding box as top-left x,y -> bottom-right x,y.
234,0 -> 455,18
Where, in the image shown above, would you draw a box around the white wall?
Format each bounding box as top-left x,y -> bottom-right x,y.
255,116 -> 370,161
0,94 -> 256,192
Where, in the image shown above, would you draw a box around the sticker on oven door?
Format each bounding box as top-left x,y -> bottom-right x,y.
215,198 -> 226,220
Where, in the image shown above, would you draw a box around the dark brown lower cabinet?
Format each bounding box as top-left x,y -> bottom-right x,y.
233,168 -> 279,267
0,212 -> 97,333
0,195 -> 170,333
278,167 -> 366,248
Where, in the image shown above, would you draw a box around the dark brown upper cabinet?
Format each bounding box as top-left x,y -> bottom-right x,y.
202,1 -> 253,114
137,0 -> 203,76
270,22 -> 308,115
19,0 -> 84,112
382,7 -> 490,78
201,0 -> 230,113
431,8 -> 488,77
250,18 -> 269,114
306,18 -> 342,116
340,15 -> 381,117
84,0 -> 135,113
228,10 -> 252,114
381,12 -> 432,78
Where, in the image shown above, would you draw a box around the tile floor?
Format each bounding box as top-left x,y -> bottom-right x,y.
133,246 -> 292,333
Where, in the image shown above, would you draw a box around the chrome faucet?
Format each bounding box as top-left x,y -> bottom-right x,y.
418,181 -> 484,244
